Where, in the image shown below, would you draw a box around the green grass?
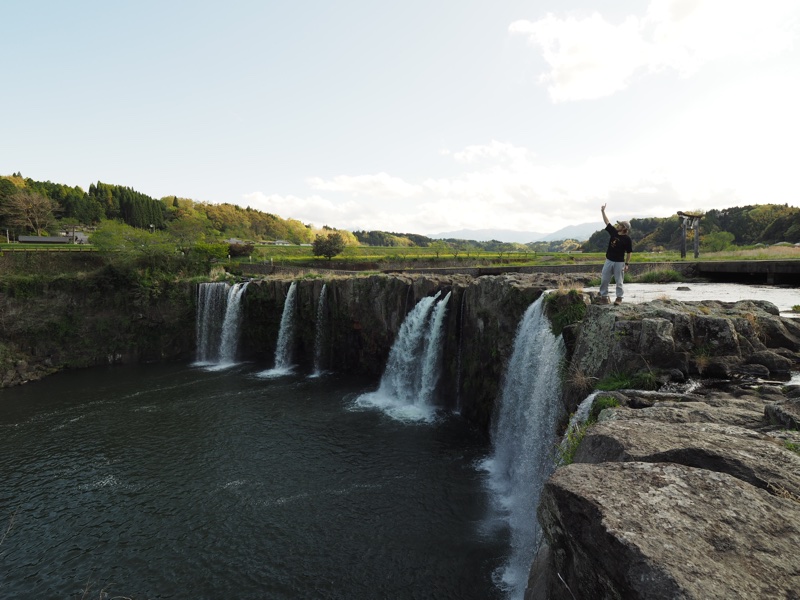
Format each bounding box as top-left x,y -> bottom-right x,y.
785,441 -> 800,455
596,371 -> 658,391
589,395 -> 621,421
557,420 -> 592,466
557,395 -> 623,466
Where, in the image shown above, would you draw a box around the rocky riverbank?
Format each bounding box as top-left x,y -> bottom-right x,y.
530,299 -> 800,599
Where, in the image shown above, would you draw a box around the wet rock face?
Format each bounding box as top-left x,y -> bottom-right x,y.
567,299 -> 800,408
532,387 -> 800,599
538,461 -> 800,600
240,273 -> 566,431
530,295 -> 800,599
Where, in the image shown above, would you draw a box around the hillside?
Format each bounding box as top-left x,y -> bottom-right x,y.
581,205 -> 800,253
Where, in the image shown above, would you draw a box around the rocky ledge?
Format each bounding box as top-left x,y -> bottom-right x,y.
530,298 -> 800,599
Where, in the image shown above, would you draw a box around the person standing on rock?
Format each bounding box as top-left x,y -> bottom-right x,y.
597,204 -> 633,305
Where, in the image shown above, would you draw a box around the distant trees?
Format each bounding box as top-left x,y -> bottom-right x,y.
428,240 -> 448,258
312,232 -> 346,260
580,205 -> 800,253
353,230 -> 431,247
89,182 -> 166,229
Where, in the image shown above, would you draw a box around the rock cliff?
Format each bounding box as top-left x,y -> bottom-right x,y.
531,298 -> 800,599
238,273 -> 573,431
0,267 -> 196,385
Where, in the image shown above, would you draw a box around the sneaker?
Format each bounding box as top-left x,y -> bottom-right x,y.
614,298 -> 623,305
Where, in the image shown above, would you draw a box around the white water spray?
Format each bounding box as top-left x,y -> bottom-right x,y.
484,295 -> 565,599
312,284 -> 327,377
258,282 -> 297,377
195,282 -> 248,368
355,291 -> 451,422
218,282 -> 249,365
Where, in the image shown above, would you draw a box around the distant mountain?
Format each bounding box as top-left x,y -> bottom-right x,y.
537,222 -> 605,242
431,229 -> 546,244
432,222 -> 603,244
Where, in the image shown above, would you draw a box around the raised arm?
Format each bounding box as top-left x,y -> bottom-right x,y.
601,203 -> 610,226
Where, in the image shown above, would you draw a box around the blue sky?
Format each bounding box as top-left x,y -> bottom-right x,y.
3,0 -> 799,236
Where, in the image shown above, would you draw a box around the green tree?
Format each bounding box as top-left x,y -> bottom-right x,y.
701,231 -> 735,252
428,240 -> 448,258
312,232 -> 346,260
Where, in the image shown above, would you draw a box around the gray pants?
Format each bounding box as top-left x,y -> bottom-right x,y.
599,259 -> 625,299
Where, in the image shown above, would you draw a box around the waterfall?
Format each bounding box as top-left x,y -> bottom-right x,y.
483,295 -> 566,599
218,282 -> 249,365
195,282 -> 248,368
455,288 -> 468,413
311,284 -> 327,377
355,291 -> 451,422
258,281 -> 297,377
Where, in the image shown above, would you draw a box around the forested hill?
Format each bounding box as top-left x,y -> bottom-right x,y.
0,174 -> 318,244
581,204 -> 800,253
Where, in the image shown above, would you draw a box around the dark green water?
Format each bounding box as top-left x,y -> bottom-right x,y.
0,364 -> 506,599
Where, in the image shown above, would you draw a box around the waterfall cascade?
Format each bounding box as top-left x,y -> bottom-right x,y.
355,291 -> 452,421
483,295 -> 565,599
195,282 -> 248,368
218,282 -> 249,365
455,288 -> 467,413
258,281 -> 297,377
311,284 -> 327,377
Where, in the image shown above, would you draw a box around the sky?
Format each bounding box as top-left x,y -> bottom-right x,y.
3,0 -> 799,237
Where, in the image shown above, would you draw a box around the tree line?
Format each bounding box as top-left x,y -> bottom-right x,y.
581,204 -> 800,253
2,173 -> 797,255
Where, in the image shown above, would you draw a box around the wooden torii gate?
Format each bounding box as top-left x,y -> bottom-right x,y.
677,211 -> 703,259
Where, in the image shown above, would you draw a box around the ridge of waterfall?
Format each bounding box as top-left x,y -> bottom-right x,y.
218,282 -> 249,366
354,291 -> 450,422
483,295 -> 566,599
258,281 -> 297,377
311,284 -> 327,377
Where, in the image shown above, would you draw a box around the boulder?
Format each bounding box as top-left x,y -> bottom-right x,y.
538,462 -> 800,599
574,419 -> 800,498
599,402 -> 766,429
747,350 -> 793,374
765,397 -> 800,430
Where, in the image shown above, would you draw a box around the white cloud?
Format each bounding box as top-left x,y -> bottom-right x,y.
511,0 -> 799,102
510,13 -> 646,101
307,172 -> 423,197
452,140 -> 535,164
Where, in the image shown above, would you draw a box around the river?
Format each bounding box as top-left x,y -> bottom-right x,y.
0,364 -> 505,599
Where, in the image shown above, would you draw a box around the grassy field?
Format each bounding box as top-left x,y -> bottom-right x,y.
2,241 -> 797,268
